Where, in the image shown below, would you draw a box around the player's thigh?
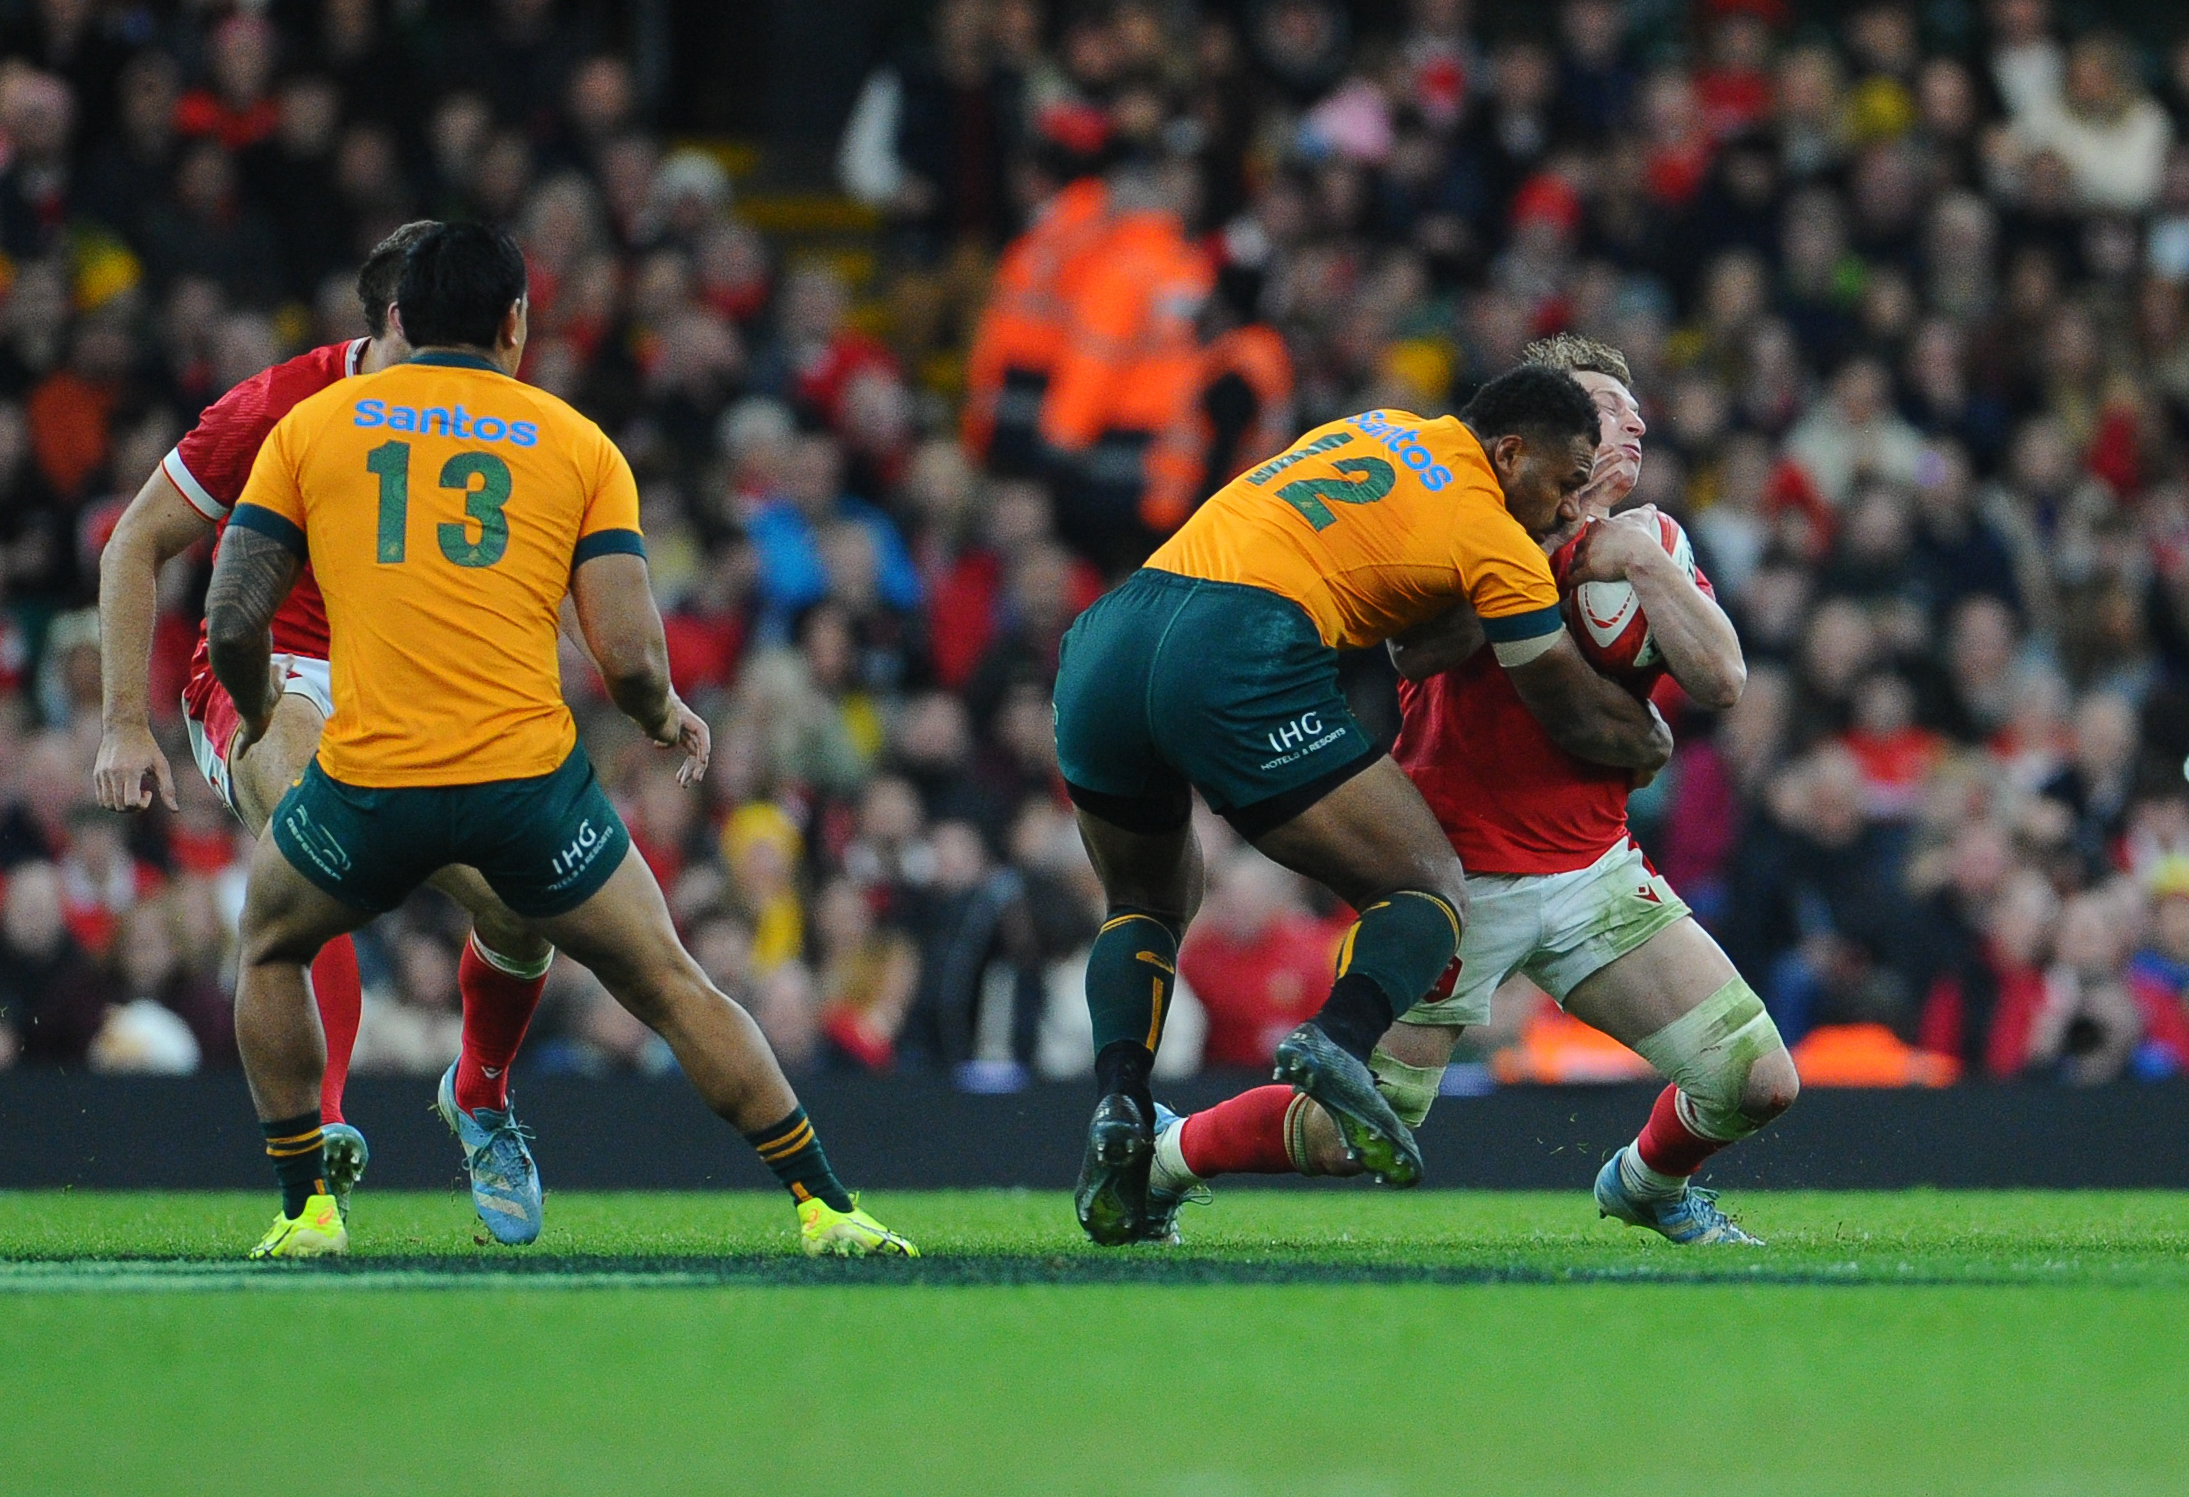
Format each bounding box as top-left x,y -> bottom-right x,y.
1073,806 -> 1204,923
1560,915 -> 1740,1049
266,761 -> 451,922
238,830 -> 377,966
526,845 -> 700,1018
229,691 -> 327,835
424,863 -> 551,961
1055,572 -> 1196,850
1141,576 -> 1388,854
1250,755 -> 1465,913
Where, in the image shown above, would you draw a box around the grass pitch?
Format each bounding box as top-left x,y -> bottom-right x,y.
5,1189 -> 2187,1496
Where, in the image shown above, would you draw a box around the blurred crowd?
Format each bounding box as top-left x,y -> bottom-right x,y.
7,0 -> 2189,1092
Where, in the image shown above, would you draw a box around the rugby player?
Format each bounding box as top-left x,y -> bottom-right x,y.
1150,336 -> 1799,1244
95,223 -> 567,1245
1052,363 -> 1673,1245
205,223 -> 913,1260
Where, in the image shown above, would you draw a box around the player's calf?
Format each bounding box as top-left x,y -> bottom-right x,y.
1077,904 -> 1186,1244
1603,977 -> 1792,1241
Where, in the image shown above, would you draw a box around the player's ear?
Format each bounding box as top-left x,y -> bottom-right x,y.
386,304 -> 405,344
1486,432 -> 1526,481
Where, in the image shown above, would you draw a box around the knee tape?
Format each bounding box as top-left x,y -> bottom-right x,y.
1630,977 -> 1784,1142
1369,1046 -> 1442,1128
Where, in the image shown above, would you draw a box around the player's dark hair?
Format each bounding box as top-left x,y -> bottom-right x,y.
1458,364 -> 1599,453
395,222 -> 528,351
356,220 -> 440,339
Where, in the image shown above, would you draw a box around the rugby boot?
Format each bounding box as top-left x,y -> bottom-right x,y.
320,1122 -> 369,1223
1595,1147 -> 1763,1245
1141,1103 -> 1212,1245
247,1193 -> 348,1260
798,1196 -> 920,1257
435,1063 -> 544,1246
1272,1022 -> 1423,1188
1075,1092 -> 1152,1246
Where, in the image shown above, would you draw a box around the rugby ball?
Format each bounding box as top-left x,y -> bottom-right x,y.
1553,512 -> 1696,681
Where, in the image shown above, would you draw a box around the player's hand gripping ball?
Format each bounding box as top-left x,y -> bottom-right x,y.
1553,509 -> 1697,682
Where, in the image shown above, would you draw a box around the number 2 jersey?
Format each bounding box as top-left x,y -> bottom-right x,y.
1142,409 -> 1563,651
1395,531 -> 1715,876
232,351 -> 642,788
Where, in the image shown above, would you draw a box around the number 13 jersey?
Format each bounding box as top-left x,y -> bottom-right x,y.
1143,408 -> 1561,651
231,350 -> 642,788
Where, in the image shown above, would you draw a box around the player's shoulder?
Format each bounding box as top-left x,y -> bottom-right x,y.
201,339 -> 363,433
491,376 -> 620,471
1336,409 -> 1491,497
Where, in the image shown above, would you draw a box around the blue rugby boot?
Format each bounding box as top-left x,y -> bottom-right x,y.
320,1122 -> 370,1223
435,1064 -> 544,1246
1595,1146 -> 1763,1245
1141,1103 -> 1212,1246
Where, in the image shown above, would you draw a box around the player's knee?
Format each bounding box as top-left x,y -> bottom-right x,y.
1397,853 -> 1468,929
472,913 -> 550,970
1369,1045 -> 1442,1129
1343,886 -> 1463,1020
1743,1045 -> 1800,1123
1635,976 -> 1786,1141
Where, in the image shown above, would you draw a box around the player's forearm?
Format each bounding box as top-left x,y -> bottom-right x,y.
1547,685 -> 1674,770
602,661 -> 674,737
205,623 -> 274,730
204,526 -> 303,729
96,528 -> 165,730
1623,549 -> 1745,710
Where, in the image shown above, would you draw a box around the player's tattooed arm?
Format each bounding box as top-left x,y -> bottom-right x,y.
1388,600 -> 1487,680
205,526 -> 305,753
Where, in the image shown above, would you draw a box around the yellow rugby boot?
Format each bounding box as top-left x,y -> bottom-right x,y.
798,1196 -> 919,1258
247,1193 -> 349,1260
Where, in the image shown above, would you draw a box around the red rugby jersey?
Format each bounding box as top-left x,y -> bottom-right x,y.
169,339 -> 363,666
1395,534 -> 1712,876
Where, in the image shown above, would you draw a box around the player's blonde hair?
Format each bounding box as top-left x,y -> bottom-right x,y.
1521,333 -> 1633,390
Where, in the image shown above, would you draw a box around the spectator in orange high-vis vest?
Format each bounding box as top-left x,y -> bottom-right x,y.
1038,159 -> 1212,571
961,112 -> 1116,475
1139,268 -> 1296,536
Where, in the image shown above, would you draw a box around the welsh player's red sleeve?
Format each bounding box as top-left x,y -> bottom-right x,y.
163,372 -> 283,521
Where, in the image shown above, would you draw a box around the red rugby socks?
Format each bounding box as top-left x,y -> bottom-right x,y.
452,936 -> 550,1115
1178,1085 -> 1308,1178
310,936 -> 362,1126
1632,1083 -> 1728,1179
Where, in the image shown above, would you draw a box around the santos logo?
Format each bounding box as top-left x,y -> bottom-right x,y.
352,400 -> 539,445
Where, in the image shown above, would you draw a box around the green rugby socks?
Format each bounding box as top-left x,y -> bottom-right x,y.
262,1110 -> 327,1219
1312,890 -> 1462,1062
1085,907 -> 1182,1118
745,1107 -> 855,1212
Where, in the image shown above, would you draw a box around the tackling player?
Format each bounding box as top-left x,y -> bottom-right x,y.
209,222 -> 913,1260
1052,364 -> 1672,1245
1150,336 -> 1799,1244
95,224 -> 562,1246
